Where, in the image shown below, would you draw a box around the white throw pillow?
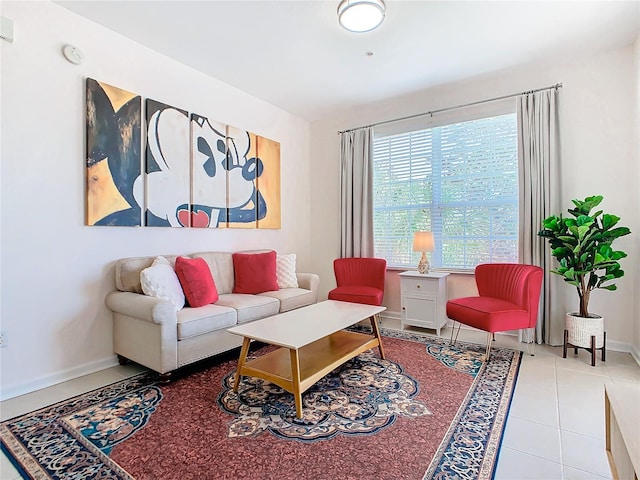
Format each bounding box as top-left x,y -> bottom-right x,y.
276,254 -> 299,289
140,256 -> 185,311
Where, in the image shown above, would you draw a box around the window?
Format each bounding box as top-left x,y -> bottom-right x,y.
373,111 -> 519,270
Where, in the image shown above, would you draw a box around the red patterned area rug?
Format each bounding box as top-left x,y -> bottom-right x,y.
1,328 -> 521,480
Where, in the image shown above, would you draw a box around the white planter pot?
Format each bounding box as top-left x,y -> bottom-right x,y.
565,313 -> 604,348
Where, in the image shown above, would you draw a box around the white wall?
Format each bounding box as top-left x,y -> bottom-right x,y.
310,45 -> 640,354
634,33 -> 640,361
0,2 -> 312,399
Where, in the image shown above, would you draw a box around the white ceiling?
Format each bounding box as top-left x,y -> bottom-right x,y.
57,0 -> 640,122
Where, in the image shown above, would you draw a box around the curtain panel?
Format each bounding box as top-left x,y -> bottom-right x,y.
339,127 -> 374,258
517,89 -> 563,345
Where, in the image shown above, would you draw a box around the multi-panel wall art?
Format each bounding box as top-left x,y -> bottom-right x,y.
85,77 -> 281,229
145,100 -> 191,227
86,78 -> 142,226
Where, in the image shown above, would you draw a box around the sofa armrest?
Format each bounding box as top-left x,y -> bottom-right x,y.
105,291 -> 177,325
296,273 -> 320,302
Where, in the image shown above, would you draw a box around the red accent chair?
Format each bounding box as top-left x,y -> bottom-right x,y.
446,263 -> 543,361
328,258 -> 386,306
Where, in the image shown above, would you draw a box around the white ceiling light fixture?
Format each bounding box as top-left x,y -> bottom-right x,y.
337,0 -> 386,33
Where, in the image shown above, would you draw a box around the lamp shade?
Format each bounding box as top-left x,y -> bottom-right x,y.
413,231 -> 434,252
337,0 -> 386,33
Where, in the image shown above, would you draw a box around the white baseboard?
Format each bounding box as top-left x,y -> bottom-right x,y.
0,356 -> 119,401
381,310 -> 401,322
629,344 -> 640,367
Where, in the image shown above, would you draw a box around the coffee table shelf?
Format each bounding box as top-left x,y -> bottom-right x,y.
240,330 -> 380,394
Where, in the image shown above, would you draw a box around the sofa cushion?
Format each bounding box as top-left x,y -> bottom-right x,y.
258,288 -> 314,313
191,252 -> 234,295
232,251 -> 279,294
276,254 -> 299,289
327,285 -> 384,306
175,257 -> 219,307
176,304 -> 237,340
216,294 -> 280,324
116,255 -> 179,293
140,256 -> 185,311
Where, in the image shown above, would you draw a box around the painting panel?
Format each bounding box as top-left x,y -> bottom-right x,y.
255,135 -> 281,229
86,78 -> 142,226
226,126 -> 260,229
145,99 -> 190,227
190,113 -> 229,228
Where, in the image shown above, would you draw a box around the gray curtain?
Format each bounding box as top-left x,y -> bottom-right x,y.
339,127 -> 374,258
517,88 -> 563,345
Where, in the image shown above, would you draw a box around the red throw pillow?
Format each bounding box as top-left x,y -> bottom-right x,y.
233,251 -> 279,294
174,257 -> 219,307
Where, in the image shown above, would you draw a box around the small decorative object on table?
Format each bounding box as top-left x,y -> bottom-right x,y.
538,195 -> 630,366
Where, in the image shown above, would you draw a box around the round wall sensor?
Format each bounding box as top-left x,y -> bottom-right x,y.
62,44 -> 84,65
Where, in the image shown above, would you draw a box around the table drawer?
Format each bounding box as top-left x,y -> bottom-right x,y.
401,277 -> 438,295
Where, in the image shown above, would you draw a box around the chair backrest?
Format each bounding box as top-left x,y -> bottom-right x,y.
475,263 -> 543,328
333,258 -> 387,291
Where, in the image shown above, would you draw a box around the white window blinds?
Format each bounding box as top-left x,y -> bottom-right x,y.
373,112 -> 519,270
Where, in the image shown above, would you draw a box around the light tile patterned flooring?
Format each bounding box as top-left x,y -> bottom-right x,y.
1,320 -> 639,480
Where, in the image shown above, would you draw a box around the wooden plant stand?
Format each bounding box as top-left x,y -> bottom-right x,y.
563,329 -> 606,367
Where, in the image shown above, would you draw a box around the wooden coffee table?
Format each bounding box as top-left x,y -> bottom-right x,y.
227,300 -> 386,418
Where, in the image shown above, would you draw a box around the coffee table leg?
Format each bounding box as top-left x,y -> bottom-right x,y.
289,348 -> 303,418
369,315 -> 386,359
233,337 -> 251,392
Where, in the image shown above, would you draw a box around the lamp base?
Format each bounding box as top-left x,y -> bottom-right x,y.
417,252 -> 430,274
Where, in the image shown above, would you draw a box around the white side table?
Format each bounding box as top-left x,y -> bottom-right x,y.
399,271 -> 449,336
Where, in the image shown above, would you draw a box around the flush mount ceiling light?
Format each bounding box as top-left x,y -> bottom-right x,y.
338,0 -> 386,33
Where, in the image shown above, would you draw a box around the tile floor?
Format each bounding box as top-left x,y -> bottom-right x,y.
1,321 -> 638,480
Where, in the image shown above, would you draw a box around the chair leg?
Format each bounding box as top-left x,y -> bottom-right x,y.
525,328 -> 535,356
450,321 -> 462,345
483,332 -> 492,362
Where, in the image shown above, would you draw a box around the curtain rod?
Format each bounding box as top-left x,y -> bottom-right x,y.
337,82 -> 563,134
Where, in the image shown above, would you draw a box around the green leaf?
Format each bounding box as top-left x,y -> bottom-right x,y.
611,268 -> 624,279
583,195 -> 603,210
553,247 -> 572,258
601,214 -> 620,230
576,215 -> 594,227
542,216 -> 559,229
577,225 -> 590,240
610,251 -> 627,260
605,227 -> 631,239
557,236 -> 577,246
599,244 -> 613,256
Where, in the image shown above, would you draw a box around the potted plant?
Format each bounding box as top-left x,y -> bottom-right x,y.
538,195 -> 631,357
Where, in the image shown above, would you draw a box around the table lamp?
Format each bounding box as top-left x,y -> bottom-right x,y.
413,231 -> 434,274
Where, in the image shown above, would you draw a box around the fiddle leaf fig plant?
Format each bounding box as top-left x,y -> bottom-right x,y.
538,195 -> 631,318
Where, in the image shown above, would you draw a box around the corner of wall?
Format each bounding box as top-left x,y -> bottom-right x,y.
635,32 -> 640,355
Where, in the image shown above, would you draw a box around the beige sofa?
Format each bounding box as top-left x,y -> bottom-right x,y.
105,251 -> 319,378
